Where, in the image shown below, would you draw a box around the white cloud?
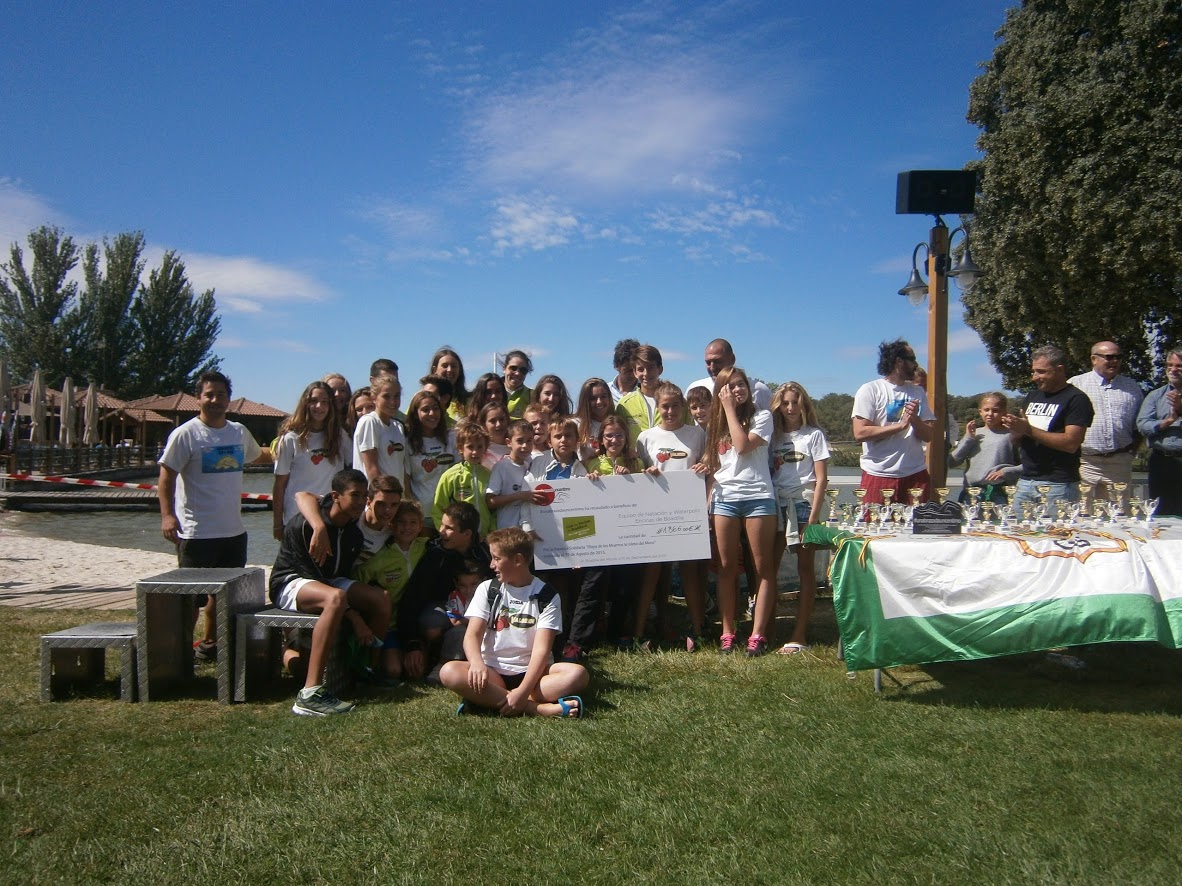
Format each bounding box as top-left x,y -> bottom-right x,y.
465,6 -> 793,199
490,196 -> 580,253
220,336 -> 317,354
183,253 -> 332,313
648,197 -> 784,236
472,61 -> 759,197
0,179 -> 69,251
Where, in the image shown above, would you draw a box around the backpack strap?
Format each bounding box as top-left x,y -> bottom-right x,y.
530,582 -> 558,610
483,578 -> 503,633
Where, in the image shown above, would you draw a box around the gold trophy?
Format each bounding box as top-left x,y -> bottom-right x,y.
935,487 -> 950,505
825,487 -> 840,524
981,500 -> 995,525
853,488 -> 867,524
908,487 -> 924,507
1003,484 -> 1017,504
1113,481 -> 1129,516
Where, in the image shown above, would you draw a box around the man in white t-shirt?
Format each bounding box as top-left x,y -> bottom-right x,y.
687,338 -> 772,410
158,371 -> 264,658
851,339 -> 935,505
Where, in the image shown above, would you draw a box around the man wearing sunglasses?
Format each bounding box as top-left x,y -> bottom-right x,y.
1068,341 -> 1144,512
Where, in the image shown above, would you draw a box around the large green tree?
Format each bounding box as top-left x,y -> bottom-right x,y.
0,226 -> 81,384
76,232 -> 146,393
964,0 -> 1182,389
125,250 -> 221,398
0,226 -> 222,396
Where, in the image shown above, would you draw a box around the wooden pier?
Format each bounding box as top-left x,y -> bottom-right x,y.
0,488 -> 270,512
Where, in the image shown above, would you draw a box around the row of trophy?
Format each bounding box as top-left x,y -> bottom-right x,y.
825,483 -> 1161,533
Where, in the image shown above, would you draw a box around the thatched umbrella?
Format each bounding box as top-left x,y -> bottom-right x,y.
28,370 -> 47,445
59,377 -> 76,447
83,383 -> 100,446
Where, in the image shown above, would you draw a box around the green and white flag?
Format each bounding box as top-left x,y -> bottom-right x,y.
805,526 -> 1182,672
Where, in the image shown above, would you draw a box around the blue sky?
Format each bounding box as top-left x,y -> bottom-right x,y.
1,0 -> 1016,411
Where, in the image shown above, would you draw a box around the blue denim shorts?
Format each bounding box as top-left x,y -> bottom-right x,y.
711,496 -> 777,519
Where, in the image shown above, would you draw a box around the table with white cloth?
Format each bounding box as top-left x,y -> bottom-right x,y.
802,521 -> 1182,673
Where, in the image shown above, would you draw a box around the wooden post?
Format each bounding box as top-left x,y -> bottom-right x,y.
926,222 -> 949,488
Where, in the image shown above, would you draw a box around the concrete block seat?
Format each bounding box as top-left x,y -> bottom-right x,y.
41,622 -> 137,702
235,607 -> 354,703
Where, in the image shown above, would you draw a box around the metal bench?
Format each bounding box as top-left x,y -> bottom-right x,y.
234,607 -> 354,703
136,568 -> 266,704
40,622 -> 137,702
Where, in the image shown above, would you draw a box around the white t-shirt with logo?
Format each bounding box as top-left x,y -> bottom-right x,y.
273,429 -> 351,524
160,417 -> 261,539
770,425 -> 831,503
407,433 -> 457,511
465,575 -> 562,675
851,378 -> 934,477
637,424 -> 705,472
353,412 -> 407,481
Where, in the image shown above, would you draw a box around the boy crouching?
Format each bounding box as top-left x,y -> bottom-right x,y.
270,468 -> 391,716
441,527 -> 588,718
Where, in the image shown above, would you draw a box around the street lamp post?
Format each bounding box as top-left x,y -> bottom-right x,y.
895,170 -> 982,490
898,218 -> 982,487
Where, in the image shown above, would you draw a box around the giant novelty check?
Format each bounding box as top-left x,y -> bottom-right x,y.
530,471 -> 710,569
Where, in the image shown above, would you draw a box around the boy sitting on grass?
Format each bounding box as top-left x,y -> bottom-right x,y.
270,468 -> 391,716
441,527 -> 588,718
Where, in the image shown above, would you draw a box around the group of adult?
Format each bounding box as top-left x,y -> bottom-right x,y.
851,337 -> 1181,517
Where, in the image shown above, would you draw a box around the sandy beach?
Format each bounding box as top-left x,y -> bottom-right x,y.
1,530 -> 221,610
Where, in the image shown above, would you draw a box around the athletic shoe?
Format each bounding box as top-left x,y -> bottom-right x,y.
719,633 -> 737,655
746,634 -> 769,658
292,687 -> 355,716
193,640 -> 217,662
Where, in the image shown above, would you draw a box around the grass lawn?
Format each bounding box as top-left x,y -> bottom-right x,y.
3,601 -> 1182,885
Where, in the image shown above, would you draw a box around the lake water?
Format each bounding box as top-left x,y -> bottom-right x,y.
1,473 -> 282,565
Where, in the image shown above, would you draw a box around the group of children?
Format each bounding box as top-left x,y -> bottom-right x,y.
267,344 -> 1019,718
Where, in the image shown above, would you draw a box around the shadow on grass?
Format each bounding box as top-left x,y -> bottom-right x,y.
876,643 -> 1182,716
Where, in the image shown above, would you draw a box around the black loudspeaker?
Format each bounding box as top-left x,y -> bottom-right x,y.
896,170 -> 977,215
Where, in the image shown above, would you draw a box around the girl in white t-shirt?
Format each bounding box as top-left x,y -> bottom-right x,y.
575,377 -> 615,461
769,382 -> 830,654
705,367 -> 777,657
479,402 -> 511,467
405,390 -> 457,530
272,380 -> 349,537
353,375 -> 408,488
634,383 -> 710,650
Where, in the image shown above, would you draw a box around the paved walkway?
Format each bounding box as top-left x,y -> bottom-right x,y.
1,534 -> 176,610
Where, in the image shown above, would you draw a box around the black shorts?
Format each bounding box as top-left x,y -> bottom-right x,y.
176,533 -> 248,569
499,672 -> 525,690
177,533 -> 248,604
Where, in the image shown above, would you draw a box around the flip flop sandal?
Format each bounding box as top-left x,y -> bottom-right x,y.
557,695 -> 584,719
777,642 -> 811,655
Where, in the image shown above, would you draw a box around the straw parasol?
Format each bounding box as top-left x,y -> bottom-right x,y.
59,377 -> 76,447
29,370 -> 47,444
83,382 -> 100,446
